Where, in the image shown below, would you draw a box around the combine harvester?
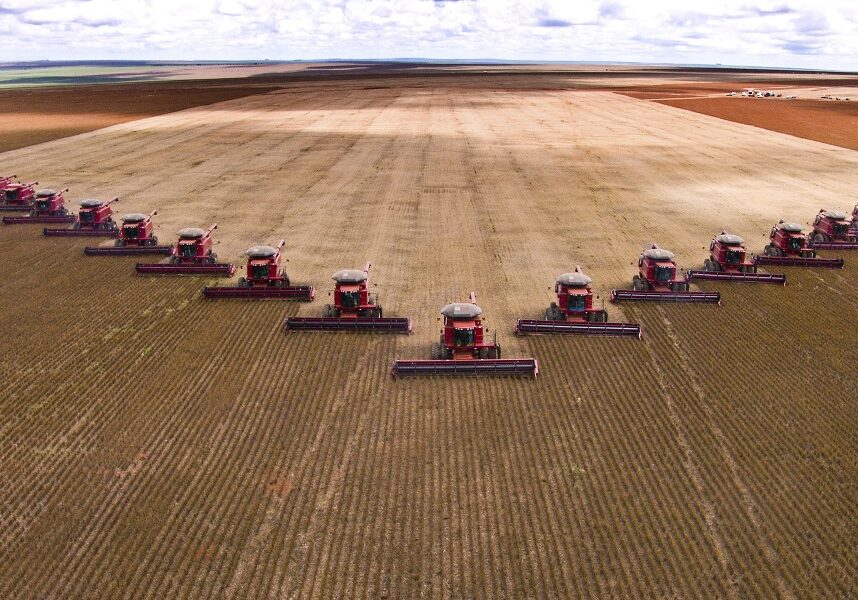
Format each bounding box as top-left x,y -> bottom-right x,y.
686,232 -> 786,284
284,263 -> 410,332
755,221 -> 844,268
807,209 -> 858,250
85,211 -> 173,256
2,188 -> 76,224
515,268 -> 640,337
135,224 -> 235,276
203,240 -> 314,300
611,245 -> 721,303
0,178 -> 38,211
392,292 -> 538,377
43,197 -> 119,237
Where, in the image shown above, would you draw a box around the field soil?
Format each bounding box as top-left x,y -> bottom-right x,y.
0,69 -> 855,598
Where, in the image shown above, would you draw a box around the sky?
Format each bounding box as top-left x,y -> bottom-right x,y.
0,0 -> 855,70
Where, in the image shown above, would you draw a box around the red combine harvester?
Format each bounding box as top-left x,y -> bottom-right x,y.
686,232 -> 786,284
611,245 -> 720,303
755,221 -> 844,268
2,188 -> 76,224
0,178 -> 37,211
392,293 -> 538,377
135,224 -> 235,276
285,263 -> 410,332
43,197 -> 119,237
515,268 -> 640,337
807,209 -> 858,250
203,240 -> 315,300
85,211 -> 173,256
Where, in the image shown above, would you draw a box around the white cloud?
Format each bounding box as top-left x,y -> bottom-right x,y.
0,0 -> 854,70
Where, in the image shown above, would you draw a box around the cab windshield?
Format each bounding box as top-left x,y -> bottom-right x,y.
833,223 -> 848,235
178,243 -> 196,257
340,290 -> 360,308
250,263 -> 269,280
80,211 -> 94,223
453,327 -> 475,347
655,266 -> 673,282
567,295 -> 586,311
36,200 -> 50,211
725,249 -> 743,264
5,189 -> 17,201
124,225 -> 139,239
788,236 -> 803,251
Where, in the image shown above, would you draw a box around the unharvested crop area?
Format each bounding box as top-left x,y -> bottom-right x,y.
0,68 -> 855,598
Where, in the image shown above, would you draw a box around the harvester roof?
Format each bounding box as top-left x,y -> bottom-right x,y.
441,302 -> 482,319
177,227 -> 206,239
557,272 -> 592,287
79,199 -> 105,208
246,245 -> 278,258
779,222 -> 804,233
122,213 -> 147,222
716,233 -> 744,246
332,269 -> 367,283
36,189 -> 57,197
643,248 -> 675,261
823,211 -> 847,221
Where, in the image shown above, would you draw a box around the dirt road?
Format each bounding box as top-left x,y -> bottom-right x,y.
0,80 -> 854,597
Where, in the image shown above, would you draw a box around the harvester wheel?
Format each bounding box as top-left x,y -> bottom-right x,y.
237,277 -> 247,288
322,304 -> 335,318
114,239 -> 124,247
765,245 -> 781,257
374,306 -> 383,318
632,275 -> 644,291
150,237 -> 158,245
169,256 -> 178,264
488,345 -> 501,359
813,233 -> 828,242
431,342 -> 443,360
283,275 -> 291,287
479,347 -> 489,359
703,259 -> 714,272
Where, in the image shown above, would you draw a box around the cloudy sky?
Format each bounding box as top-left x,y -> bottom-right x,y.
0,0 -> 854,70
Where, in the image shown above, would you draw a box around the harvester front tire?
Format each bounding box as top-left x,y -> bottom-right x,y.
321,304 -> 335,318
632,275 -> 644,291
431,343 -> 443,360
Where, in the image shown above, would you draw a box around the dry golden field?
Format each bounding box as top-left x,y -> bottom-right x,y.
0,68 -> 856,598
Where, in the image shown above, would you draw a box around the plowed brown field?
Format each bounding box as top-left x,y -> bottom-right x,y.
0,73 -> 855,598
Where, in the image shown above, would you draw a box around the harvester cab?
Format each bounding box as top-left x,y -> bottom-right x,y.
135,223 -> 235,276
635,246 -> 688,292
0,179 -> 36,211
172,224 -> 218,264
433,293 -> 499,360
118,211 -> 158,246
76,197 -> 119,231
202,241 -> 315,300
392,292 -> 538,377
327,262 -> 380,319
686,232 -> 786,284
285,262 -> 410,331
756,221 -> 844,268
611,245 -> 720,303
241,240 -> 289,287
808,210 -> 858,249
765,222 -> 812,257
515,268 -> 641,336
32,188 -> 69,216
